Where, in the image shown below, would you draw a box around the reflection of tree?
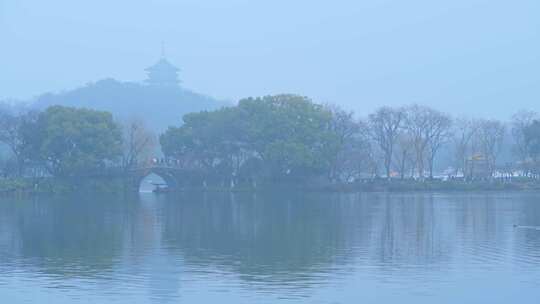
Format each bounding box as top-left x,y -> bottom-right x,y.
160,192 -> 540,286
0,194 -> 134,278
511,193 -> 540,262
368,193 -> 524,274
1,191 -> 540,300
160,192 -> 367,285
371,194 -> 449,268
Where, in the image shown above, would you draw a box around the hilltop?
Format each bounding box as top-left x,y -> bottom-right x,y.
31,78 -> 228,131
3,55 -> 229,131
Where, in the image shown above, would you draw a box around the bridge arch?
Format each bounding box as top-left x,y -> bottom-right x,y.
131,167 -> 181,192
127,165 -> 208,192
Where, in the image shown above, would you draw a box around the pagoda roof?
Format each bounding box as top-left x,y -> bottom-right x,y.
145,58 -> 180,72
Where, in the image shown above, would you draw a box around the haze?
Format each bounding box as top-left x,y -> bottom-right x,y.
1,0 -> 538,118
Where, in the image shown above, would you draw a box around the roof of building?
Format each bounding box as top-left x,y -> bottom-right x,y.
145,58 -> 180,72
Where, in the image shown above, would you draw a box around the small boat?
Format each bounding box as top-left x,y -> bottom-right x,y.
513,225 -> 540,230
151,183 -> 170,193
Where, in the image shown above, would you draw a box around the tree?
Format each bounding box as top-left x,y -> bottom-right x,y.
330,116 -> 372,182
160,125 -> 197,169
524,120 -> 540,175
368,106 -> 404,180
325,104 -> 362,182
161,107 -> 249,176
393,132 -> 415,179
0,109 -> 39,176
237,95 -> 337,180
477,119 -> 506,177
121,118 -> 157,171
403,105 -> 430,179
34,106 -> 122,177
425,111 -> 452,179
403,105 -> 452,179
161,94 -> 339,184
453,118 -> 480,178
512,110 -> 538,174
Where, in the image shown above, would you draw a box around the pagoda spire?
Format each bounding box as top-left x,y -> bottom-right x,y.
161,41 -> 166,58
144,44 -> 181,87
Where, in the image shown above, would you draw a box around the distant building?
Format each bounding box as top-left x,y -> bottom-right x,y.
465,154 -> 490,179
144,52 -> 181,87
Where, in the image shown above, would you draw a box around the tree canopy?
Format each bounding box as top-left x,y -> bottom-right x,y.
161,94 -> 344,183
33,106 -> 122,177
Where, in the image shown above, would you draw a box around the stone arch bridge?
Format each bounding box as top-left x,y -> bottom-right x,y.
127,165 -> 201,191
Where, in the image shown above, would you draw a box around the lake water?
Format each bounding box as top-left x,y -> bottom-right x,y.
1,191 -> 539,303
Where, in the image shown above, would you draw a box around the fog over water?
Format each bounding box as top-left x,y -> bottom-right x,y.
1,0 -> 539,118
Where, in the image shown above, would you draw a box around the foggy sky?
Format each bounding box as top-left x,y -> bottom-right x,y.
1,0 -> 538,119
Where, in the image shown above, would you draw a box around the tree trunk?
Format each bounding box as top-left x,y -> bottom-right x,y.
16,158 -> 24,177
385,152 -> 391,181
428,156 -> 434,180
399,151 -> 406,179
416,153 -> 424,180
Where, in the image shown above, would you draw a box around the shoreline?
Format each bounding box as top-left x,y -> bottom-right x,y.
2,177 -> 540,197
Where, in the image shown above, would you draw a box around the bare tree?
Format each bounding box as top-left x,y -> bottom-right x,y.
425,112 -> 452,179
403,105 -> 430,179
121,118 -> 157,171
326,104 -> 359,144
325,104 -> 361,182
511,110 -> 537,174
477,119 -> 506,177
453,118 -> 480,178
333,132 -> 374,182
403,105 -> 452,179
368,106 -> 404,180
393,131 -> 415,179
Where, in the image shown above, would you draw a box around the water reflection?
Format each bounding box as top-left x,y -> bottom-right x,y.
1,192 -> 540,303
0,194 -> 132,277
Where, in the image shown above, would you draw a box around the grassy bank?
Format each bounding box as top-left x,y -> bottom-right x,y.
157,179 -> 540,193
2,177 -> 540,196
319,179 -> 540,192
0,178 -> 33,195
0,177 -> 128,195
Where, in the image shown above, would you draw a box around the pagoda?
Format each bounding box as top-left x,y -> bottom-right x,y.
145,47 -> 181,87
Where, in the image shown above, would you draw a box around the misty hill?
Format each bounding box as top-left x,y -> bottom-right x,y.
31,78 -> 229,132
25,55 -> 229,131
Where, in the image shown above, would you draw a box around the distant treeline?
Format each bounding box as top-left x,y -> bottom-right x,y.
159,94 -> 540,185
1,94 -> 540,190
0,105 -> 155,181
